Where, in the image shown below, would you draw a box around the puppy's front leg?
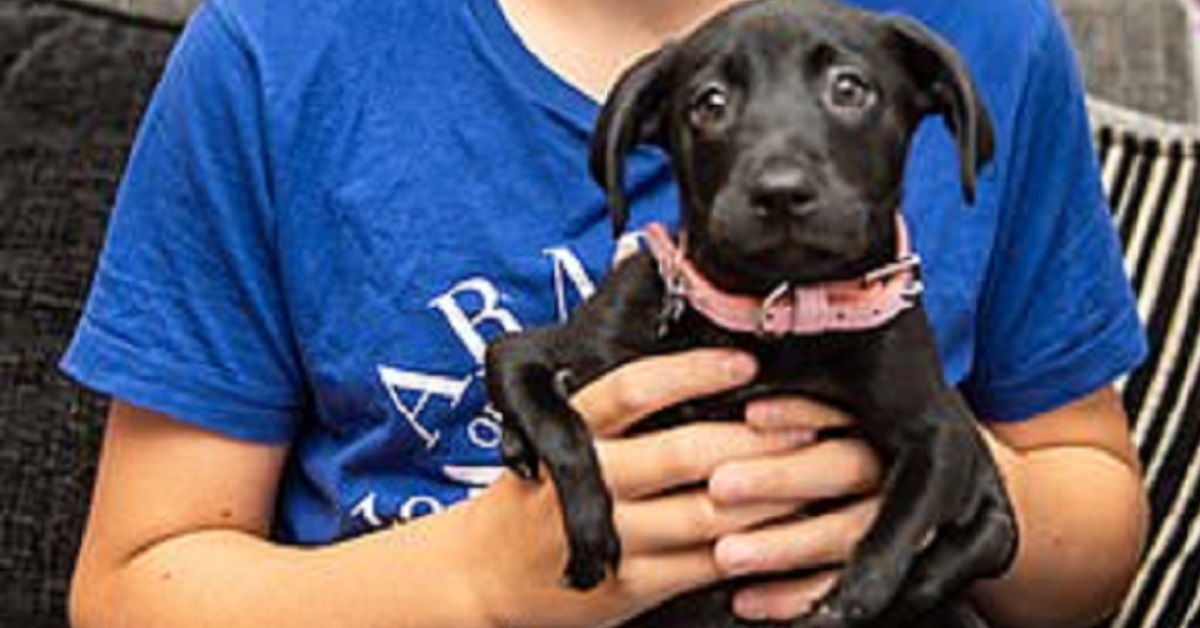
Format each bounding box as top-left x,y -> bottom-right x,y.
880,417 -> 1016,624
802,429 -> 948,627
485,333 -> 621,591
800,394 -> 1014,628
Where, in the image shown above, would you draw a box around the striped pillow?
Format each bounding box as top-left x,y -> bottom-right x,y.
1090,99 -> 1200,628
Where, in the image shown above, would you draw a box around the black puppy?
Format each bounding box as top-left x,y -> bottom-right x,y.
485,1 -> 1018,626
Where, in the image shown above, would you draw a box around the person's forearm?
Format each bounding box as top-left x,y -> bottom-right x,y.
971,434 -> 1149,628
70,504 -> 487,628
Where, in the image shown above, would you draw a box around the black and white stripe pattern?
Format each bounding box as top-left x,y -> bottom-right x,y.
1089,100 -> 1200,628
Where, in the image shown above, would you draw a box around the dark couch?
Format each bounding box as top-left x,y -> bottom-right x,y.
0,2 -> 175,625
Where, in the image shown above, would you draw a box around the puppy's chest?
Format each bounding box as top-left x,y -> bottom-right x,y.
635,321 -> 882,433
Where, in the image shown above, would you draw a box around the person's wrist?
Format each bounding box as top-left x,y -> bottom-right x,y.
447,483 -> 512,628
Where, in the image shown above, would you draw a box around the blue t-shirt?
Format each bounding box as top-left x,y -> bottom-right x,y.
62,0 -> 1146,544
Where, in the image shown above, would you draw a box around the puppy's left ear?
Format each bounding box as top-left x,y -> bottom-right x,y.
589,45 -> 677,237
884,17 -> 995,205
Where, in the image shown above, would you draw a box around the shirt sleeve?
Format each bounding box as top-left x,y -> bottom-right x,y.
961,12 -> 1148,422
60,2 -> 303,443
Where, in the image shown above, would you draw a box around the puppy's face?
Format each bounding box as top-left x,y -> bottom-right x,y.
592,0 -> 994,293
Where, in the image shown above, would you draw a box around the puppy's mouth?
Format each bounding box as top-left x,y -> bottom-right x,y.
693,243 -> 878,295
690,203 -> 892,294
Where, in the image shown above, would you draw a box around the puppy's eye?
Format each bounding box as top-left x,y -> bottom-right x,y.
825,67 -> 875,113
689,83 -> 731,132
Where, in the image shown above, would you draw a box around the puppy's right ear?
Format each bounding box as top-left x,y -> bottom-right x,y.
589,45 -> 676,238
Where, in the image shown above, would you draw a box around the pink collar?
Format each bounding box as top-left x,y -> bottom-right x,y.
642,217 -> 922,337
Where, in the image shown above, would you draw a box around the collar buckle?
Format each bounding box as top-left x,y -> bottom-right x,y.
755,282 -> 793,338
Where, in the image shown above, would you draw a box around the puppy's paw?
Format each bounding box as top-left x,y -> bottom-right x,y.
500,419 -> 540,481
793,600 -> 857,628
972,476 -> 1019,577
869,467 -> 1017,623
794,602 -> 841,628
967,492 -> 1018,578
562,514 -> 622,590
798,560 -> 908,628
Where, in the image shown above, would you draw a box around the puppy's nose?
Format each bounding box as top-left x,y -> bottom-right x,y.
750,165 -> 817,218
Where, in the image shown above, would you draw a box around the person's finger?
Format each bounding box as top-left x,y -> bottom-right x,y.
745,396 -> 854,431
599,422 -> 815,498
570,349 -> 756,438
614,547 -> 724,605
614,490 -> 795,553
731,569 -> 841,622
709,438 -> 882,505
714,497 -> 880,577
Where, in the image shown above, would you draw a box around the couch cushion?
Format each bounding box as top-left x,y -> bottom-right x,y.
1091,98 -> 1200,628
51,0 -> 196,26
0,1 -> 175,624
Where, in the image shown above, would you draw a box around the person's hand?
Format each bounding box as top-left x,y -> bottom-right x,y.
708,397 -> 884,622
463,349 -> 815,628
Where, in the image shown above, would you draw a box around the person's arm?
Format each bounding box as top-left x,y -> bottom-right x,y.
69,401 -> 491,628
70,349 -> 811,628
970,386 -> 1148,627
704,387 -> 1146,627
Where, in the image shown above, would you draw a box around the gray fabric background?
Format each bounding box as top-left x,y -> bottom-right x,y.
47,0 -> 1200,122
1058,0 -> 1198,122
53,0 -> 196,25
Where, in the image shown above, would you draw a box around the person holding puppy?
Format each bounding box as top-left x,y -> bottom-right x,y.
63,0 -> 1148,627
